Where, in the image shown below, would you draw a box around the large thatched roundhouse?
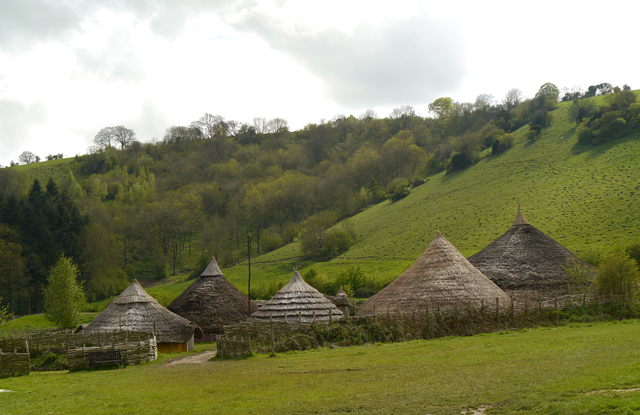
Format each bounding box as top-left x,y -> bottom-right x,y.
468,206 -> 592,297
167,257 -> 255,334
248,270 -> 343,323
358,230 -> 510,316
81,280 -> 202,353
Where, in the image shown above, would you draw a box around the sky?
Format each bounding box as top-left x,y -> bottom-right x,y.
0,0 -> 638,167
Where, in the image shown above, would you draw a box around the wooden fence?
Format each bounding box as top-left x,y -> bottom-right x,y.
67,336 -> 157,371
0,340 -> 30,377
0,329 -> 157,375
217,294 -> 628,356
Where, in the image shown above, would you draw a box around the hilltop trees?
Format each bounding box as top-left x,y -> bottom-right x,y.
94,126 -> 136,149
18,151 -> 37,164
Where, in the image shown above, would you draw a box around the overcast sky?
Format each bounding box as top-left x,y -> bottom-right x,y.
0,0 -> 637,167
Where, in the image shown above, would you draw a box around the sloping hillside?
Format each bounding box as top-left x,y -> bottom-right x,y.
222,100 -> 640,290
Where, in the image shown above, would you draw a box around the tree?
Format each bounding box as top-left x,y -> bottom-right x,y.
18,151 -> 37,164
503,88 -> 523,110
535,82 -> 560,103
94,126 -> 136,149
94,126 -> 115,148
112,126 -> 136,149
594,252 -> 640,300
428,97 -> 454,119
43,255 -> 86,328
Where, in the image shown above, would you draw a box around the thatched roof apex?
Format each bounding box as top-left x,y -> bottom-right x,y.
167,257 -> 254,334
82,280 -> 199,344
512,204 -> 530,226
358,230 -> 510,316
201,256 -> 224,277
468,206 -> 592,296
331,286 -> 353,307
111,279 -> 159,305
248,269 -> 343,323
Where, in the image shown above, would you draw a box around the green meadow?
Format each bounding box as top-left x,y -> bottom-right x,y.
3,321 -> 640,414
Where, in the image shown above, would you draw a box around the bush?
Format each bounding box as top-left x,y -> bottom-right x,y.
321,230 -> 353,258
594,252 -> 640,299
386,178 -> 411,201
576,124 -> 594,145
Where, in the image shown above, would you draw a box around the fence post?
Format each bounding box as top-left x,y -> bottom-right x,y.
270,315 -> 275,356
329,309 -> 332,325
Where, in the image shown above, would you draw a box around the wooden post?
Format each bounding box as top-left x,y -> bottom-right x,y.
510,296 -> 514,317
270,315 -> 275,356
299,310 -> 302,322
313,310 -> 317,323
247,233 -> 252,317
329,308 -> 332,325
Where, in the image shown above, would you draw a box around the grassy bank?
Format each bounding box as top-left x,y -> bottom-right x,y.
2,321 -> 640,414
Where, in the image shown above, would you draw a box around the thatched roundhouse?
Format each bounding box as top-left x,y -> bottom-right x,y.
248,270 -> 343,323
468,206 -> 591,297
358,230 -> 510,316
81,280 -> 202,353
168,257 -> 255,334
329,286 -> 354,316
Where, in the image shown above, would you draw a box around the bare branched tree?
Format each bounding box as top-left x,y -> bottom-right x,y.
18,151 -> 37,164
502,88 -> 523,110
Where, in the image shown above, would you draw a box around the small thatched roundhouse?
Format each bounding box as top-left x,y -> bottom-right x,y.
468,206 -> 592,297
248,270 -> 343,323
82,280 -> 202,353
329,286 -> 354,316
358,230 -> 510,316
167,257 -> 255,334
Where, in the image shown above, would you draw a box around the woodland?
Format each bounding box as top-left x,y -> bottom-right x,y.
0,82 -> 639,316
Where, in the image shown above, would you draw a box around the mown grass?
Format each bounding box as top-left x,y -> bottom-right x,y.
2,321 -> 640,414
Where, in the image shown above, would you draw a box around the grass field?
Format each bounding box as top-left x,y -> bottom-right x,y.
2,321 -> 640,414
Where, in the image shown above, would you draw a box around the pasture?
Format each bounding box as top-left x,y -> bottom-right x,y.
2,321 -> 640,414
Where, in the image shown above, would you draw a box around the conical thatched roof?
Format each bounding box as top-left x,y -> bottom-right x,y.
248,270 -> 343,323
82,280 -> 199,344
468,206 -> 591,296
167,257 -> 253,334
331,286 -> 354,308
358,230 -> 510,316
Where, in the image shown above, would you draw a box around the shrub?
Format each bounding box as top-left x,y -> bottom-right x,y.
321,230 -> 353,258
594,252 -> 640,299
576,124 -> 594,145
386,178 -> 411,201
261,229 -> 284,253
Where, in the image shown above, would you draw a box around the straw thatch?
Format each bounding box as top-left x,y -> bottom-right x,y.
331,286 -> 354,308
358,230 -> 510,316
247,270 -> 343,323
81,280 -> 201,345
468,206 -> 592,297
167,257 -> 255,334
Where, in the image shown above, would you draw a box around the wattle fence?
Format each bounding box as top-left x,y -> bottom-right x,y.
217,294 -> 629,357
0,329 -> 157,376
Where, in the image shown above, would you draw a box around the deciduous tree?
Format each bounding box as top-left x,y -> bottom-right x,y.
44,255 -> 86,328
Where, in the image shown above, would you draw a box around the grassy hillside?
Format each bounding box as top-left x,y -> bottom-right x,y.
219,98 -> 640,293
3,321 -> 640,414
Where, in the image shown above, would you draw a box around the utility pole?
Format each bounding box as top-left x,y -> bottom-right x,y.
247,232 -> 251,316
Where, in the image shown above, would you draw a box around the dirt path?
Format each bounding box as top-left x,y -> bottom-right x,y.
164,350 -> 217,366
